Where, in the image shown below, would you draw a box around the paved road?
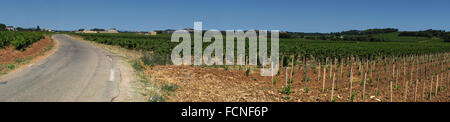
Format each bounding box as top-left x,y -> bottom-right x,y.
0,34 -> 120,102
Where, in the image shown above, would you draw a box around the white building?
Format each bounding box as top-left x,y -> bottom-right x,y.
6,26 -> 15,31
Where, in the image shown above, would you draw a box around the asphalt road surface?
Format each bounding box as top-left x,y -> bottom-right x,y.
0,34 -> 120,102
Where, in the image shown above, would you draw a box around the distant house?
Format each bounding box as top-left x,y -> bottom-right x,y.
99,28 -> 119,33
42,29 -> 53,32
6,26 -> 15,31
163,29 -> 175,34
148,31 -> 158,35
76,30 -> 98,33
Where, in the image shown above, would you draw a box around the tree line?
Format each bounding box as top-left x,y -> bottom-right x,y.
398,29 -> 445,38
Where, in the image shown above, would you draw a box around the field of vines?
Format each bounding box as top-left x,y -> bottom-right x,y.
75,33 -> 176,55
75,32 -> 450,102
74,33 -> 450,59
276,53 -> 449,102
0,31 -> 45,50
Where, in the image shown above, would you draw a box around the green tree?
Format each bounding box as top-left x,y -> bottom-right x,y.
91,28 -> 105,31
0,23 -> 6,30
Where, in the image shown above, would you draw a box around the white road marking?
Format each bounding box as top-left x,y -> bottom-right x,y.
107,55 -> 114,82
109,69 -> 114,81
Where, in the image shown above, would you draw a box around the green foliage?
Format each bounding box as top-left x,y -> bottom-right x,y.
399,29 -> 445,38
0,23 -> 5,30
350,90 -> 356,102
281,84 -> 291,95
7,64 -> 15,70
131,60 -> 144,71
162,83 -> 179,93
305,86 -> 309,93
0,31 -> 44,50
444,32 -> 450,42
245,67 -> 250,76
360,79 -> 365,86
272,78 -> 278,85
75,31 -> 450,63
75,33 -> 175,55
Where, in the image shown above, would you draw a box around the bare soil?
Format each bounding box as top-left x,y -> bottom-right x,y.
149,63 -> 449,102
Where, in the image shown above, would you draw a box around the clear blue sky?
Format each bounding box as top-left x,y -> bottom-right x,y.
0,0 -> 449,32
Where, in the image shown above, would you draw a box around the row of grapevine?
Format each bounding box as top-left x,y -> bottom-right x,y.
75,33 -> 450,62
0,31 -> 45,50
75,33 -> 176,55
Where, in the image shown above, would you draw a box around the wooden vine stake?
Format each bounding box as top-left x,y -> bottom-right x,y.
371,58 -> 375,82
435,75 -> 439,96
404,77 -> 408,102
422,73 -> 426,101
349,57 -> 354,101
363,70 -> 367,100
285,67 -> 288,87
422,56 -> 427,101
318,62 -> 321,82
291,56 -> 294,80
303,56 -> 307,92
338,59 -> 343,89
429,75 -> 433,101
403,57 -> 406,98
330,59 -> 333,87
391,63 -> 395,102
322,58 -> 328,92
331,73 -> 335,102
414,79 -> 418,102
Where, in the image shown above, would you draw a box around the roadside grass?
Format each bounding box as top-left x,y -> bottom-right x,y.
130,53 -> 180,102
0,57 -> 32,76
161,83 -> 179,94
129,59 -> 164,102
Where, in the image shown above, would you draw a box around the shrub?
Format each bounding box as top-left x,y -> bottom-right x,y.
7,64 -> 15,70
272,78 -> 278,85
245,67 -> 250,76
281,84 -> 291,95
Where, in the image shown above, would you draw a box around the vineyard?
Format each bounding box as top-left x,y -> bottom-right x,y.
74,32 -> 450,59
271,53 -> 450,102
0,31 -> 45,51
74,31 -> 450,102
75,33 -> 176,55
